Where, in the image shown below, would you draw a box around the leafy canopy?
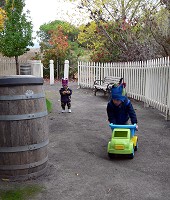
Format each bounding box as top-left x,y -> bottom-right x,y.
0,0 -> 33,58
38,20 -> 83,78
68,0 -> 170,61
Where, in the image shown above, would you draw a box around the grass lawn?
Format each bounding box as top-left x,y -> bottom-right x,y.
0,185 -> 44,200
46,98 -> 52,113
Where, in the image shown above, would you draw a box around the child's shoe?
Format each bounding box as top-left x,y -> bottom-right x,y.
62,109 -> 65,113
68,109 -> 71,113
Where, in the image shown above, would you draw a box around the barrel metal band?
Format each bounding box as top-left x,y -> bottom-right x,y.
0,139 -> 49,153
0,156 -> 48,170
0,111 -> 48,121
0,93 -> 45,100
0,165 -> 48,181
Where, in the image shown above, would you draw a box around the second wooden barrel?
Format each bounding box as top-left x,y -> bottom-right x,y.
0,75 -> 49,181
20,64 -> 31,75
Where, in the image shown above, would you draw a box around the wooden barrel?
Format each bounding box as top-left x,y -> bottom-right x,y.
0,75 -> 49,181
20,64 -> 31,75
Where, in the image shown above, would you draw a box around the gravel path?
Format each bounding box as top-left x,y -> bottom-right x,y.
1,81 -> 170,200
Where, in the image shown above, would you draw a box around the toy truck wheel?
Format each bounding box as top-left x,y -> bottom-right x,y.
134,140 -> 138,151
129,149 -> 134,159
108,153 -> 115,159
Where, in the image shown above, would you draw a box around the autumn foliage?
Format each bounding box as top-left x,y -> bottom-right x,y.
0,7 -> 6,31
48,26 -> 69,58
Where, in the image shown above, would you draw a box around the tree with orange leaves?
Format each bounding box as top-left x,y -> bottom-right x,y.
49,26 -> 69,58
0,7 -> 6,31
41,25 -> 70,78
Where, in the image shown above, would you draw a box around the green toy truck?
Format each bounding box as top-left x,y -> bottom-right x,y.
108,124 -> 138,159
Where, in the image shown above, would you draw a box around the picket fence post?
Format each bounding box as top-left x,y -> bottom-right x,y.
50,60 -> 54,85
64,60 -> 69,80
166,57 -> 170,120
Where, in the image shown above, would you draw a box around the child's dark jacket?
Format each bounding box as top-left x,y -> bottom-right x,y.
59,88 -> 72,102
107,97 -> 137,125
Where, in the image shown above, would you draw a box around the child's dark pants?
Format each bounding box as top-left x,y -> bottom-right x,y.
61,101 -> 71,110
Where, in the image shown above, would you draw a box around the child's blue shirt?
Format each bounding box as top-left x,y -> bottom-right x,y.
107,97 -> 137,125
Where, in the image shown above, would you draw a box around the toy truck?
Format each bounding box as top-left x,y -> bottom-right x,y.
107,124 -> 138,159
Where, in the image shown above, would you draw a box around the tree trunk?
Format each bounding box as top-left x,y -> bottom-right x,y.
15,56 -> 19,75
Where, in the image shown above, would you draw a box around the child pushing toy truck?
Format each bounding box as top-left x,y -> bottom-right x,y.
107,83 -> 138,127
106,81 -> 138,158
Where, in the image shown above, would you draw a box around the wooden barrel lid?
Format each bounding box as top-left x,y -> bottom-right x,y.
0,75 -> 44,86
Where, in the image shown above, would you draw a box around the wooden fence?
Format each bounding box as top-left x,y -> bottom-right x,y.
0,57 -> 64,79
0,57 -> 28,75
78,57 -> 170,120
0,57 -> 43,77
0,58 -> 67,84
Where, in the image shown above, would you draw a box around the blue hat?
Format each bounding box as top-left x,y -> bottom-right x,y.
111,84 -> 126,101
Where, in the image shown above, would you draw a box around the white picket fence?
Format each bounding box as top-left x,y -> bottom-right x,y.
1,56 -> 170,119
0,57 -> 26,75
0,57 -> 43,77
78,57 -> 170,120
0,58 -> 69,85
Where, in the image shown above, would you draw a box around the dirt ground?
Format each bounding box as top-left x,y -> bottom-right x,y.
1,81 -> 170,200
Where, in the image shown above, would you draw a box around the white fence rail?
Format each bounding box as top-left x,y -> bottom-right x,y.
78,57 -> 170,120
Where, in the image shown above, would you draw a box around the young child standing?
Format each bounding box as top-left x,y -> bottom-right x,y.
59,79 -> 72,113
